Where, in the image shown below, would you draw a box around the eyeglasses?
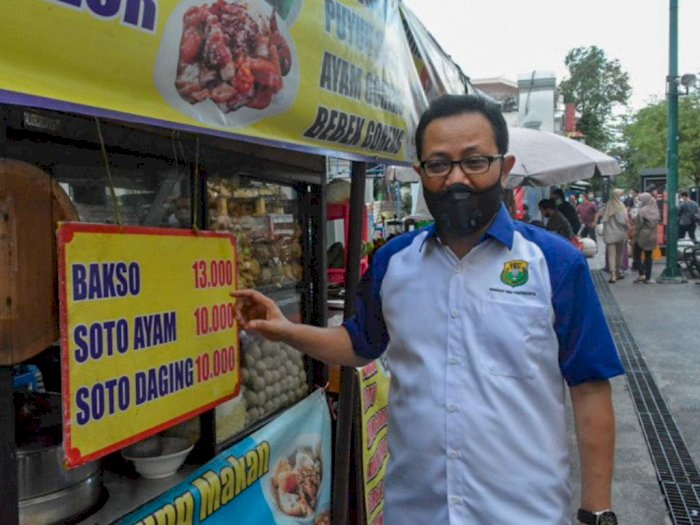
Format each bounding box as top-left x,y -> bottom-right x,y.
418,155 -> 505,178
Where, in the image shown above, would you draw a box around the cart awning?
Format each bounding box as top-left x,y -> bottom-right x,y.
0,0 -> 433,165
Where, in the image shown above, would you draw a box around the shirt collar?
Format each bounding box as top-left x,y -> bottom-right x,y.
420,204 -> 515,251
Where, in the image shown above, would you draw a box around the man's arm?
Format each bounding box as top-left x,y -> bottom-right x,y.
232,289 -> 369,368
570,379 -> 616,515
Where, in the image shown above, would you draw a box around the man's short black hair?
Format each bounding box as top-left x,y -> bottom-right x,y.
414,94 -> 509,160
681,191 -> 689,197
551,188 -> 565,199
539,198 -> 556,211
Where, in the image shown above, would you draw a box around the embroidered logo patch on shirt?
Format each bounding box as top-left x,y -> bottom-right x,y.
500,259 -> 529,287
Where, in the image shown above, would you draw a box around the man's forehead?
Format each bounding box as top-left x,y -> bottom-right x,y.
423,113 -> 497,147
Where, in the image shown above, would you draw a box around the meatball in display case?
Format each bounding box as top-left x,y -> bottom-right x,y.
207,173 -> 315,448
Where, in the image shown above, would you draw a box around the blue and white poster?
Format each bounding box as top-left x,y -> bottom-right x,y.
118,389 -> 331,525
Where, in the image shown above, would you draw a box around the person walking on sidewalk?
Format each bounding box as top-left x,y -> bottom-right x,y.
577,192 -> 600,242
632,192 -> 660,283
678,190 -> 698,242
233,94 -> 624,525
602,188 -> 629,283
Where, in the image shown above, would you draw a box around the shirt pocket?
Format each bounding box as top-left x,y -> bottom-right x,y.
476,300 -> 551,379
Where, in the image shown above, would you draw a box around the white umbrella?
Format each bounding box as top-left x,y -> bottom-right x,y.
504,127 -> 621,189
386,165 -> 421,183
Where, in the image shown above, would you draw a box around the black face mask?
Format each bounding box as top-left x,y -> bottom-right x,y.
423,180 -> 503,238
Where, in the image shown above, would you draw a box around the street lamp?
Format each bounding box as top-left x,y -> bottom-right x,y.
658,0 -> 695,283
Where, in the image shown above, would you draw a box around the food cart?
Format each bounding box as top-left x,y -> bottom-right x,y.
0,0 -> 436,523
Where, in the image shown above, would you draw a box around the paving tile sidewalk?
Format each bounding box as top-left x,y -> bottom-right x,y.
567,240 -> 700,524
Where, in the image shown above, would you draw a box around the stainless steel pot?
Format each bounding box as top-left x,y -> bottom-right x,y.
19,471 -> 102,525
17,442 -> 101,500
17,442 -> 103,524
15,390 -> 103,524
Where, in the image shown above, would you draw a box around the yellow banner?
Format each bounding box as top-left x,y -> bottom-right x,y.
0,0 -> 427,163
58,223 -> 240,467
358,360 -> 390,525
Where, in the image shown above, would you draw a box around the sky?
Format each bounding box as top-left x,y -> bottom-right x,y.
401,0 -> 700,111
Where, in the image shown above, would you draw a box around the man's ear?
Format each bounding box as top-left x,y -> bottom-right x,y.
500,155 -> 516,188
413,164 -> 421,177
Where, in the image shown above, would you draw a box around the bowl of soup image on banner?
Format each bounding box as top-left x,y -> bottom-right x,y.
121,435 -> 194,479
261,432 -> 331,525
154,0 -> 300,129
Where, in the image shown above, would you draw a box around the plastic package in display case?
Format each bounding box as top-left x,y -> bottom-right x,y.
206,177 -> 303,289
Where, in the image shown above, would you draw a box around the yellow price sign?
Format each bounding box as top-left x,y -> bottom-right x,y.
58,223 -> 240,467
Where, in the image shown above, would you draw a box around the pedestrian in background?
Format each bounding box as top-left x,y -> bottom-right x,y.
623,188 -> 638,210
632,192 -> 660,283
539,198 -> 574,240
602,188 -> 629,283
552,187 -> 581,235
625,190 -> 640,271
577,192 -> 599,242
678,190 -> 698,242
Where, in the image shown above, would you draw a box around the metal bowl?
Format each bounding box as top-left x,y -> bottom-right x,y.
15,390 -> 103,524
19,471 -> 102,525
17,441 -> 101,500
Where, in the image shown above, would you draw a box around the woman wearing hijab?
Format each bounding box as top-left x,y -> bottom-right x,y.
632,192 -> 661,283
602,188 -> 629,283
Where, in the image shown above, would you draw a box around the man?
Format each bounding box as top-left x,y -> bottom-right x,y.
678,190 -> 698,242
539,197 -> 575,240
577,192 -> 600,241
552,187 -> 581,234
233,95 -> 623,525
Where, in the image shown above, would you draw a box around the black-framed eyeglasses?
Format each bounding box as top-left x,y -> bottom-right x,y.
418,155 -> 505,178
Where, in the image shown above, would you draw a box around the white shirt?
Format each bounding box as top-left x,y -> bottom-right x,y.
344,205 -> 624,524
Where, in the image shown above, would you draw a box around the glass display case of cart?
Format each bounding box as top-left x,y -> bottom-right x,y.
208,176 -> 303,289
206,174 -> 310,447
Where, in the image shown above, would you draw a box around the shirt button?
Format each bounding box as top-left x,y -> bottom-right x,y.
449,496 -> 460,505
450,309 -> 458,319
448,450 -> 458,459
449,356 -> 459,365
454,265 -> 462,273
447,404 -> 458,413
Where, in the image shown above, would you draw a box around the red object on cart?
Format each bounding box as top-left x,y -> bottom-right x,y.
327,203 -> 369,286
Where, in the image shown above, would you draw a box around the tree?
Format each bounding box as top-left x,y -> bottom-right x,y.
559,46 -> 631,151
622,92 -> 700,189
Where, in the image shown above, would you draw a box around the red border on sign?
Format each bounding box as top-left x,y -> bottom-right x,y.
57,222 -> 240,468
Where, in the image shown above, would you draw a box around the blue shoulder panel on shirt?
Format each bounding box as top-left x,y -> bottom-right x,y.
513,223 -> 625,386
343,229 -> 426,360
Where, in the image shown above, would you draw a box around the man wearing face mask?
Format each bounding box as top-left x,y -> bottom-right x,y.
232,95 -> 623,525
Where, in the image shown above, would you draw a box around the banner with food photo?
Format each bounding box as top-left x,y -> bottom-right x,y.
117,388 -> 332,524
0,0 -> 427,164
